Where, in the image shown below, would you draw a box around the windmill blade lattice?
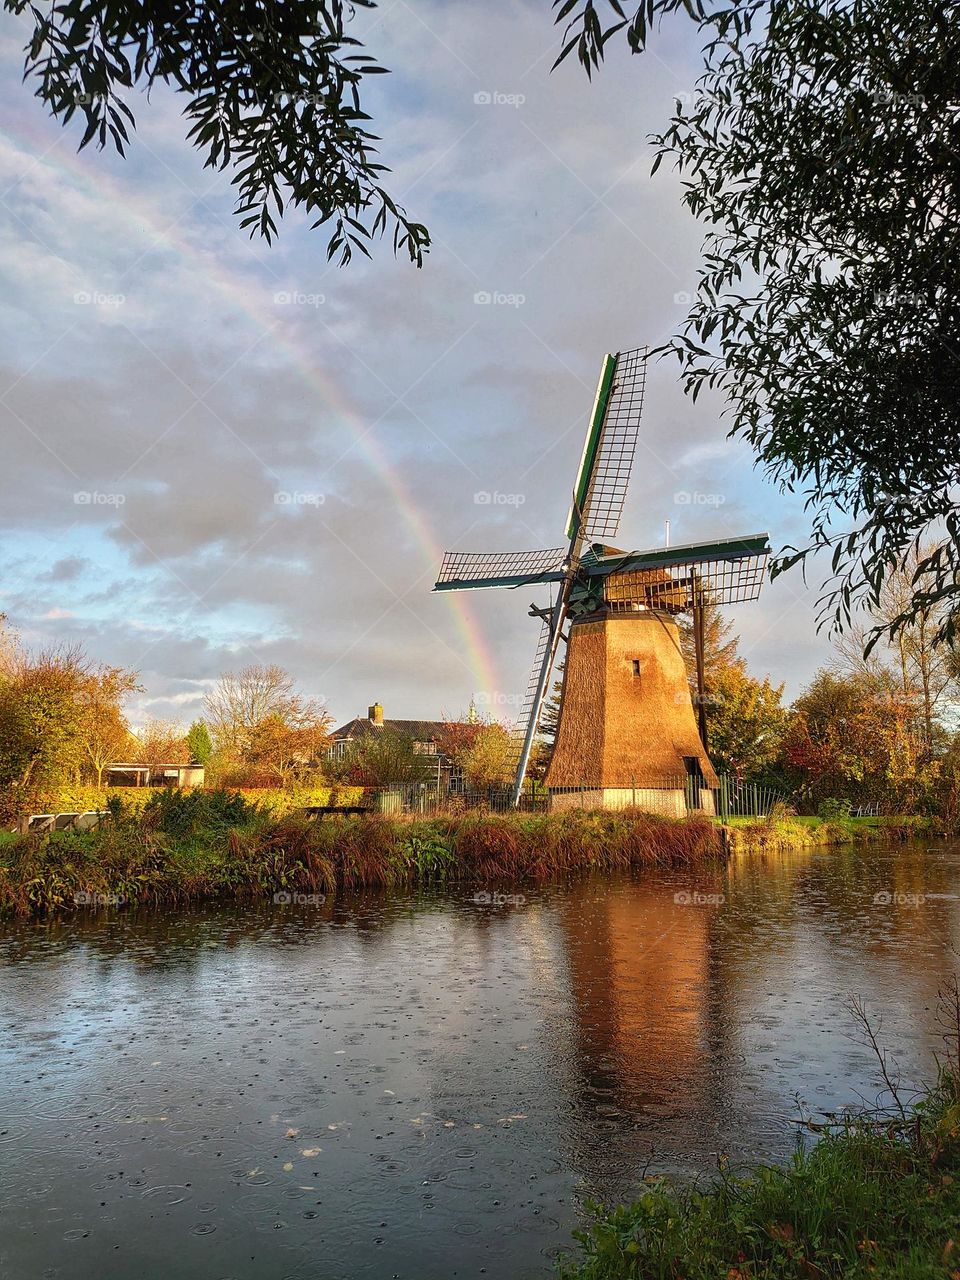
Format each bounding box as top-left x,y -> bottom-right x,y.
579,346 -> 648,542
435,547 -> 567,592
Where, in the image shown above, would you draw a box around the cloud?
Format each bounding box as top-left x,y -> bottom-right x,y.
0,0 -> 834,721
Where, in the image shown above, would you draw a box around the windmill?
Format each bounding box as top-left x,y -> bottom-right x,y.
434,348 -> 770,812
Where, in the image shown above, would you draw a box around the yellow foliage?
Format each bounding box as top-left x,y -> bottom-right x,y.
51,784 -> 365,817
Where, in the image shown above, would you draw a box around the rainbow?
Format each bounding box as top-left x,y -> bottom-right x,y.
1,119 -> 502,701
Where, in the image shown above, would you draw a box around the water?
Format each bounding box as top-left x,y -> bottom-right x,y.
1,841 -> 959,1279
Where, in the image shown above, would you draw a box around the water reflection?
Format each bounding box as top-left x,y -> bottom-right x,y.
0,842 -> 958,1279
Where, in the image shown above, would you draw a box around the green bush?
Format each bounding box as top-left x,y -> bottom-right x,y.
817,797 -> 852,820
141,787 -> 259,836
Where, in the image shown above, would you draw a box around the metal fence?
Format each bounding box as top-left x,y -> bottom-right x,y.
369,776 -> 788,819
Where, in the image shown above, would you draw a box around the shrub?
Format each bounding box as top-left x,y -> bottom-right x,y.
817,797 -> 852,820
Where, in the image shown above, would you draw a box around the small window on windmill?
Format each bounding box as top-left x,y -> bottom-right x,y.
632,659 -> 641,678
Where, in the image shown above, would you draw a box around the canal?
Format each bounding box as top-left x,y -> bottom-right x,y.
1,840 -> 957,1278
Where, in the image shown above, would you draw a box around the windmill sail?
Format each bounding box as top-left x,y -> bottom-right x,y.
435,548 -> 567,592
584,534 -> 770,609
567,347 -> 648,543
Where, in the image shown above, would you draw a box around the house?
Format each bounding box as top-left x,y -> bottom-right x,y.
327,702 -> 448,762
105,762 -> 205,788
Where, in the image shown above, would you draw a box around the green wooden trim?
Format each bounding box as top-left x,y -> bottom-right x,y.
565,353 -> 617,541
582,533 -> 770,578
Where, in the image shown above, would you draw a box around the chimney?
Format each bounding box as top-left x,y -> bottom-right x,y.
368,702 -> 384,726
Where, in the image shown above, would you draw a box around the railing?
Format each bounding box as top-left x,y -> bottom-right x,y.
714,777 -> 787,820
367,776 -> 788,818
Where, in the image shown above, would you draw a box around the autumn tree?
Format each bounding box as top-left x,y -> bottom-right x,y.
677,600 -> 786,781
206,665 -> 299,753
336,728 -> 436,788
244,711 -> 332,787
204,665 -> 330,786
133,720 -> 190,768
783,669 -> 928,812
0,646 -> 93,816
459,724 -> 515,790
434,717 -> 483,765
78,666 -> 140,785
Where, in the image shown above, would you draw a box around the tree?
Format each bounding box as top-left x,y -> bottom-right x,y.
134,719 -> 190,767
873,550 -> 959,746
434,716 -> 483,765
204,665 -> 300,755
459,724 -> 515,790
6,0 -> 428,261
556,0 -> 960,648
782,668 -> 929,811
337,728 -> 436,788
244,711 -> 331,786
185,719 -> 213,766
678,599 -> 741,692
204,665 -> 330,785
78,665 -> 140,785
703,662 -> 786,781
0,645 -> 92,816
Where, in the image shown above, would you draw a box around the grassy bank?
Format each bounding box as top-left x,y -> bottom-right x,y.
558,1069 -> 960,1279
719,813 -> 929,855
0,790 -> 722,917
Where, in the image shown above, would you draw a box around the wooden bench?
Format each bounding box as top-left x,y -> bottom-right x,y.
303,805 -> 373,818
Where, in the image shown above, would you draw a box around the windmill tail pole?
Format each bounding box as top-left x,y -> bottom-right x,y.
511,595 -> 568,808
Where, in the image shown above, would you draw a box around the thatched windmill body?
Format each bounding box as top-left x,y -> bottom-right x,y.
435,349 -> 770,812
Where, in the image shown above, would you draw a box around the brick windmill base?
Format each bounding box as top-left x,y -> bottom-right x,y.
544,610 -> 718,815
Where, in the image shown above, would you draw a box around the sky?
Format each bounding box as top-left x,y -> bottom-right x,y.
0,0 -> 836,731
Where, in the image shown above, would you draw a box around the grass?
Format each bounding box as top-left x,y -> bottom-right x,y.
719,812 -> 926,854
0,790 -> 723,916
557,1007 -> 960,1280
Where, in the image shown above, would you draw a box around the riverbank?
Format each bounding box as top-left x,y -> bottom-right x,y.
558,1068 -> 960,1279
0,792 -> 722,916
719,812 -> 931,855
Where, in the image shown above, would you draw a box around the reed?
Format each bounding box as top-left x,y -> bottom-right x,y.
0,796 -> 723,917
